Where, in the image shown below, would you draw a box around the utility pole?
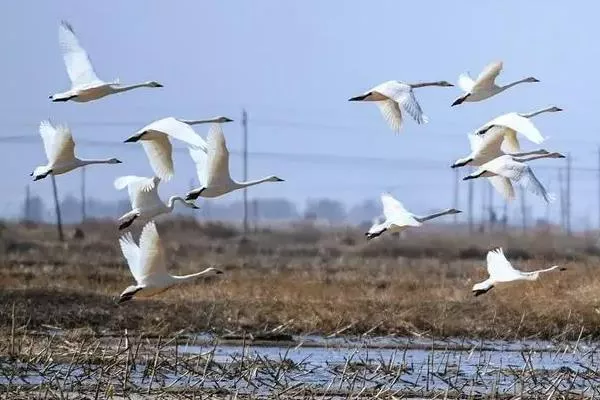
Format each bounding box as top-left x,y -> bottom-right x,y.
468,178 -> 474,233
80,166 -> 86,223
566,155 -> 572,235
453,168 -> 459,224
598,147 -> 600,230
50,175 -> 64,242
242,109 -> 248,235
24,185 -> 31,222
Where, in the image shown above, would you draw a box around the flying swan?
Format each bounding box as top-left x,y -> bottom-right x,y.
452,61 -> 539,106
124,116 -> 233,181
50,21 -> 163,102
462,152 -> 565,203
117,221 -> 223,304
366,193 -> 461,239
472,248 -> 565,296
349,80 -> 454,132
185,123 -> 284,200
31,120 -> 121,181
114,175 -> 199,230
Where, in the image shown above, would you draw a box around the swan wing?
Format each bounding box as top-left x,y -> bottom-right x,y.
457,72 -> 475,93
374,82 -> 427,124
376,100 -> 403,132
467,133 -> 484,152
58,21 -> 103,88
140,118 -> 207,150
137,221 -> 169,282
487,176 -> 515,201
119,231 -> 143,284
486,248 -> 520,281
141,135 -> 174,181
501,129 -> 520,153
486,113 -> 545,145
47,125 -> 75,164
114,176 -> 161,210
475,126 -> 505,160
512,166 -> 554,203
472,61 -> 503,91
188,145 -> 209,187
205,123 -> 233,187
380,193 -> 421,227
39,120 -> 59,161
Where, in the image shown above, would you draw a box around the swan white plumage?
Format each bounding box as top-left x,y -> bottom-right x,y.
474,106 -> 562,153
463,152 -> 565,203
50,21 -> 163,103
348,80 -> 454,132
452,61 -> 539,106
31,120 -> 122,181
114,175 -> 199,230
472,248 -> 565,296
185,124 -> 284,200
124,116 -> 233,181
117,221 -> 223,304
366,193 -> 461,240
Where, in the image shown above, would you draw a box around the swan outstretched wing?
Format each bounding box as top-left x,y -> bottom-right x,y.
486,248 -> 520,281
472,61 -> 503,91
188,145 -> 209,187
375,81 -> 427,124
137,222 -> 169,282
114,175 -> 162,210
380,193 -> 421,227
141,135 -> 174,181
58,21 -> 102,88
474,126 -> 505,160
376,100 -> 403,132
514,167 -> 554,203
139,118 -> 208,150
119,232 -> 143,284
457,72 -> 475,92
487,176 -> 515,201
39,120 -> 76,165
501,130 -> 521,153
205,123 -> 233,187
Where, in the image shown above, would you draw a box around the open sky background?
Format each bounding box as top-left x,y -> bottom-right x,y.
0,1 -> 597,228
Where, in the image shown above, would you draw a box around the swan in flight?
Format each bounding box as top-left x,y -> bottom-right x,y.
472,248 -> 565,296
366,193 -> 461,240
463,152 -> 565,203
474,106 -> 562,152
452,61 -> 539,106
124,116 -> 233,181
31,120 -> 121,181
348,80 -> 454,132
50,21 -> 163,103
118,221 -> 223,304
185,124 -> 284,200
114,175 -> 198,230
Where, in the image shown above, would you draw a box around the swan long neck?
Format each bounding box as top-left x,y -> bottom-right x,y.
513,153 -> 562,163
506,149 -> 549,157
79,158 -> 117,166
111,82 -> 154,93
502,78 -> 535,91
166,196 -> 186,210
172,268 -> 218,281
235,176 -> 275,189
180,118 -> 223,125
414,209 -> 455,223
521,265 -> 561,280
520,107 -> 557,119
409,81 -> 449,88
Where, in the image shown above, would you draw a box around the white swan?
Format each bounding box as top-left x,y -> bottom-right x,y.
472,248 -> 565,296
118,221 -> 223,304
452,61 -> 539,106
366,193 -> 461,240
348,80 -> 454,132
31,120 -> 121,181
124,116 -> 233,181
463,152 -> 565,203
185,124 -> 284,200
50,21 -> 162,103
114,175 -> 198,230
474,106 -> 562,152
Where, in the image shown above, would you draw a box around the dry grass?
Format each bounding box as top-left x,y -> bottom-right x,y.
1,219 -> 600,339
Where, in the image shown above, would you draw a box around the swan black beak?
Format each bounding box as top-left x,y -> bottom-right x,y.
451,95 -> 468,106
559,267 -> 567,271
473,286 -> 494,297
462,175 -> 477,181
124,133 -> 144,143
115,159 -> 123,164
348,93 -> 370,101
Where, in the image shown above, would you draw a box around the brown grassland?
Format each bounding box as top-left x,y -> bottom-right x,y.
1,218 -> 600,341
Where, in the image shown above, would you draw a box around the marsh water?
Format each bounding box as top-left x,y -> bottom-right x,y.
3,334 -> 600,398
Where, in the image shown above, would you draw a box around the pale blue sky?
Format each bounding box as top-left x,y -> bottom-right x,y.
0,1 -> 597,227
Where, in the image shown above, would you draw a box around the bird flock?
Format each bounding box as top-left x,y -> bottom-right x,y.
33,21 -> 566,302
